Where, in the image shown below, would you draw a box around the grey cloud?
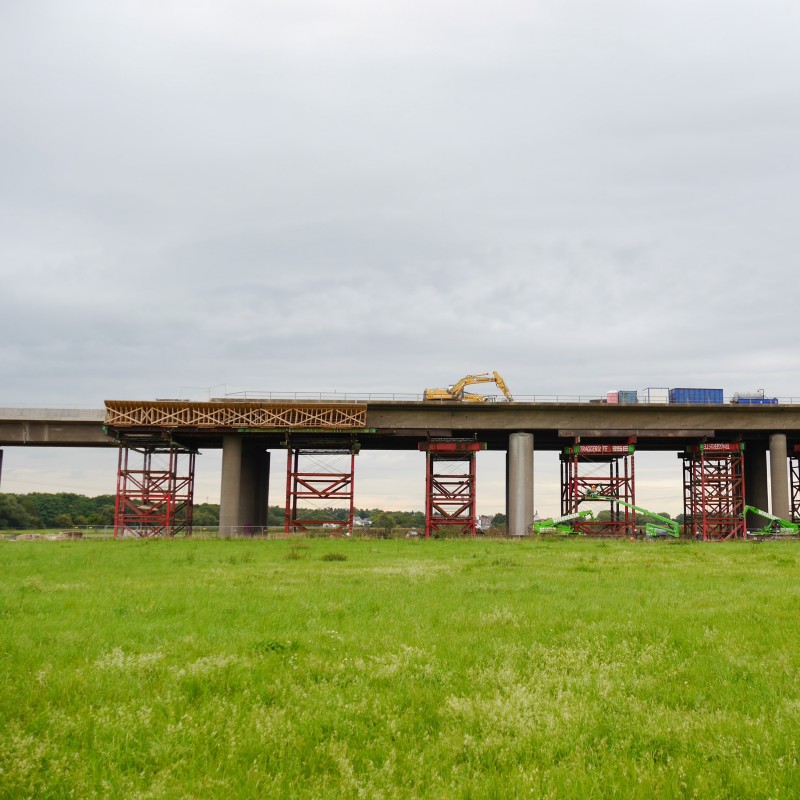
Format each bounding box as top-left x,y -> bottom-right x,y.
2,1 -> 800,499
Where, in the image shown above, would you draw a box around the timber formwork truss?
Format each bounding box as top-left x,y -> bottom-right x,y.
791,445 -> 800,523
285,440 -> 358,535
561,442 -> 636,536
114,445 -> 196,538
682,443 -> 746,540
419,440 -> 485,538
105,400 -> 367,430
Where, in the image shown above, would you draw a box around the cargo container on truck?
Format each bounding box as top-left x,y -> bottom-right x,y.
669,388 -> 724,405
732,391 -> 778,405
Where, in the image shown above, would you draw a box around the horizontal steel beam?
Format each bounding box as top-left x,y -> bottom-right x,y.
559,429 -> 716,439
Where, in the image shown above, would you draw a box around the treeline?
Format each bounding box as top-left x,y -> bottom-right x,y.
0,493 -> 676,531
0,493 -> 117,530
0,493 -> 431,531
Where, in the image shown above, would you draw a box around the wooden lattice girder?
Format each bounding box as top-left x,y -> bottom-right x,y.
114,446 -> 195,538
682,443 -> 746,541
104,400 -> 367,430
791,445 -> 800,523
419,440 -> 486,538
285,444 -> 358,535
560,442 -> 636,536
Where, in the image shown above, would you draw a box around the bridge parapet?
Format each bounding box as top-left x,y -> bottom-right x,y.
0,408 -> 105,422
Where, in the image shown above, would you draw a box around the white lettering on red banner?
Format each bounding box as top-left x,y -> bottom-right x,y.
577,444 -> 630,454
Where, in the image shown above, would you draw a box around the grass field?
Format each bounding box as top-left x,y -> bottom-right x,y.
1,537 -> 799,799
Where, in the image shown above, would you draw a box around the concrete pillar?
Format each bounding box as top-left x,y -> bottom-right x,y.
504,449 -> 510,526
0,449 -> 3,490
252,450 -> 270,528
220,438 -> 271,534
744,442 -> 769,526
219,436 -> 243,535
508,433 -> 534,536
770,433 -> 790,520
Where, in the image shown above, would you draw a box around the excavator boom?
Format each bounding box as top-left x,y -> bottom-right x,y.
424,372 -> 514,402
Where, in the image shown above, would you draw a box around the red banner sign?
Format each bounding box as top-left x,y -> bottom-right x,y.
572,444 -> 633,454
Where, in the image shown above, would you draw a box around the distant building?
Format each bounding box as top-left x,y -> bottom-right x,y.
478,515 -> 494,531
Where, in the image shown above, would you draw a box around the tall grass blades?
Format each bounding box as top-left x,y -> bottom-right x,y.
0,539 -> 798,798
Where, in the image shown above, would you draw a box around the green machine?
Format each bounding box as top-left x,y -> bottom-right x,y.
584,493 -> 681,538
743,506 -> 799,538
531,509 -> 594,535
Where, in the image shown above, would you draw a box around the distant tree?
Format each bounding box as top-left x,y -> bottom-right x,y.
267,506 -> 283,526
53,513 -> 73,529
0,495 -> 39,529
372,512 -> 397,536
193,503 -> 220,526
492,513 -> 507,527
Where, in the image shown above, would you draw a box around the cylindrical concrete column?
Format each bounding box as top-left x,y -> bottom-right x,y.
744,442 -> 769,526
770,433 -> 790,521
504,449 -> 510,525
253,450 -> 270,528
508,432 -> 534,536
219,436 -> 243,535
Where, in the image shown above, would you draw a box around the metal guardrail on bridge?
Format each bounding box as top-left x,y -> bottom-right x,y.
222,391 -> 800,405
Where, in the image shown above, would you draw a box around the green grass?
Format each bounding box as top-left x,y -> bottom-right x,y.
1,538 -> 799,799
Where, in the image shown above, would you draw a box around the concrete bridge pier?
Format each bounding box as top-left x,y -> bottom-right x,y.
744,442 -> 769,526
770,433 -> 790,520
507,432 -> 534,536
219,436 -> 270,535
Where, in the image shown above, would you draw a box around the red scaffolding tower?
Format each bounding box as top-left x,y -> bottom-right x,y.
560,441 -> 636,536
419,440 -> 485,538
791,445 -> 800,523
114,445 -> 196,538
285,439 -> 358,535
682,442 -> 746,540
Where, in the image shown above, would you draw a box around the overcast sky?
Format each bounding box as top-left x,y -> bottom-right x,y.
2,1 -> 799,515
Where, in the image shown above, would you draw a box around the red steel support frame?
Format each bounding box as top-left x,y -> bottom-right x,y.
285,444 -> 357,535
114,445 -> 195,538
682,443 -> 746,540
560,442 -> 636,536
419,440 -> 485,538
791,445 -> 800,523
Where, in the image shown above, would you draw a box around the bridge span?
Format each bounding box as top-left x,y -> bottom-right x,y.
1,400 -> 800,537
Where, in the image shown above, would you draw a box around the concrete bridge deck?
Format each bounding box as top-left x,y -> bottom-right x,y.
2,401 -> 800,450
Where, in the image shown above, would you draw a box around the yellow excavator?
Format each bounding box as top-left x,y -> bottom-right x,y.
423,371 -> 514,402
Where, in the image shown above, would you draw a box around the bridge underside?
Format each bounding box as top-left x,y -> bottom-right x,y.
3,400 -> 800,536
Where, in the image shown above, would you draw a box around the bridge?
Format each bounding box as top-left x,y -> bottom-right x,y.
2,400 -> 800,538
